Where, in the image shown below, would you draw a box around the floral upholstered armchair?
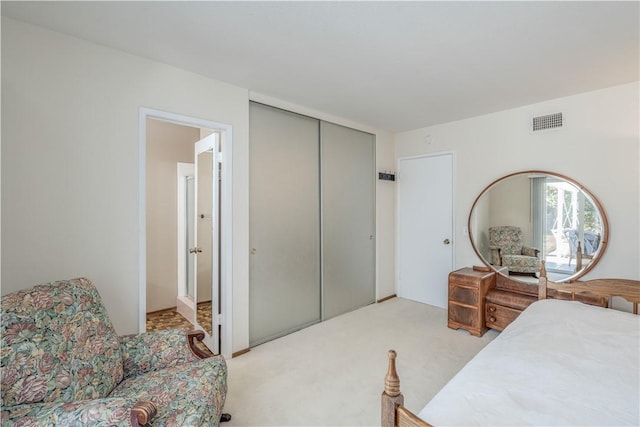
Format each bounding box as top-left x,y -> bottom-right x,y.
489,226 -> 541,276
1,278 -> 229,426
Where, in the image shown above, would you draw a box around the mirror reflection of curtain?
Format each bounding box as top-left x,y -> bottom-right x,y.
530,176 -> 546,259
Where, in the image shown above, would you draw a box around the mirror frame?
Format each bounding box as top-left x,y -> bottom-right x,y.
468,170 -> 609,282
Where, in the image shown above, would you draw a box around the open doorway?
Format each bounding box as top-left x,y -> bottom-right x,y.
139,108 -> 232,357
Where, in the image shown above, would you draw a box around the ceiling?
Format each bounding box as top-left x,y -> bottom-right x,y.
2,1 -> 638,132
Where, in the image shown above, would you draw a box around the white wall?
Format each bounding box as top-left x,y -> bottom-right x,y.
1,18 -> 250,355
487,175 -> 530,243
1,17 -> 396,354
396,82 -> 640,283
146,119 -> 199,312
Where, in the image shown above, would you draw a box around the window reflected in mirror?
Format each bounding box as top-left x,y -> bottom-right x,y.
540,176 -> 603,278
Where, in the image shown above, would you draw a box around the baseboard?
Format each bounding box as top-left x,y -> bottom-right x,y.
232,348 -> 250,358
146,306 -> 178,316
377,294 -> 397,303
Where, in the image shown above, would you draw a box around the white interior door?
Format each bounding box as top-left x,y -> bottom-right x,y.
397,153 -> 453,308
192,133 -> 220,353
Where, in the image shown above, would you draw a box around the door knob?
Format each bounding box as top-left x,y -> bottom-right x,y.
189,247 -> 203,254
251,248 -> 257,255
443,239 -> 451,245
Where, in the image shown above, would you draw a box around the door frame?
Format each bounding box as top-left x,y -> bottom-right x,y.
395,151 -> 455,306
139,107 -> 233,358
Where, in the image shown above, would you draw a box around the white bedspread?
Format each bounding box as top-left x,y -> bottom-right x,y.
418,299 -> 640,426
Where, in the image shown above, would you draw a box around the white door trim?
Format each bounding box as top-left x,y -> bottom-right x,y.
395,151 -> 455,304
139,107 -> 233,358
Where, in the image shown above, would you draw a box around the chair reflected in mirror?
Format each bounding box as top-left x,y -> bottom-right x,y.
564,228 -> 600,270
488,226 -> 541,277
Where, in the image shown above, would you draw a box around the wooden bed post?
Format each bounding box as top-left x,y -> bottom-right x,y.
382,350 -> 403,427
575,242 -> 583,272
538,260 -> 548,300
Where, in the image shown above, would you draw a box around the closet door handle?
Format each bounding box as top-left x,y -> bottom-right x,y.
189,247 -> 203,254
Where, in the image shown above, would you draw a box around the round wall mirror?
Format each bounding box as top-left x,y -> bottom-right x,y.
468,171 -> 608,283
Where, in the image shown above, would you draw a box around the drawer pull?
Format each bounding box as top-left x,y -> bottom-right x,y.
489,316 -> 496,323
488,306 -> 496,313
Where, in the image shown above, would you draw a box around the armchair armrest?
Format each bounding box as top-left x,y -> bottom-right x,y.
186,330 -> 215,359
1,397 -> 156,427
120,329 -> 206,380
488,246 -> 502,266
522,246 -> 540,257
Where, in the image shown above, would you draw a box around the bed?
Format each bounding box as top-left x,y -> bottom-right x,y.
381,276 -> 640,426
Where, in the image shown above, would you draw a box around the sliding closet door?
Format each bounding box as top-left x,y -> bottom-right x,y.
321,122 -> 375,320
249,103 -> 321,346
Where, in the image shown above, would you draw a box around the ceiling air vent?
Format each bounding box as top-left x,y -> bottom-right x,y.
531,112 -> 563,133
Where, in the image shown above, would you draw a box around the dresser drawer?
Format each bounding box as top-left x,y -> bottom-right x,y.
449,270 -> 493,287
485,303 -> 521,331
449,302 -> 478,327
449,285 -> 478,305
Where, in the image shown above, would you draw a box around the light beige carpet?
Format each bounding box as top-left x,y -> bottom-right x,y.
224,297 -> 498,426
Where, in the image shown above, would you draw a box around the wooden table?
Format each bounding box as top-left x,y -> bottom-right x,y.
548,278 -> 640,314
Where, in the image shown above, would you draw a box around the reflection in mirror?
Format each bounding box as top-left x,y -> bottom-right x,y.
186,176 -> 196,300
196,149 -> 214,335
469,171 -> 608,283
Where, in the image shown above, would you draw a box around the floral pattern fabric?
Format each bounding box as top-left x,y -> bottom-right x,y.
501,254 -> 541,274
110,356 -> 227,427
489,226 -> 541,274
120,330 -> 200,380
1,278 -> 123,408
489,226 -> 525,256
1,397 -> 135,426
1,278 -> 228,427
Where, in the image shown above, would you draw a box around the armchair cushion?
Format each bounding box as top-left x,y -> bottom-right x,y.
521,246 -> 539,257
110,355 -> 227,427
501,254 -> 541,274
120,330 -> 201,380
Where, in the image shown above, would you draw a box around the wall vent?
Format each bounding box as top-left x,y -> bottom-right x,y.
531,112 -> 563,132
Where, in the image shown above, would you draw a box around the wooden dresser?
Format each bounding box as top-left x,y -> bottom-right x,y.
447,268 -> 495,336
449,267 -> 611,335
485,274 -> 609,331
485,275 -> 538,331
